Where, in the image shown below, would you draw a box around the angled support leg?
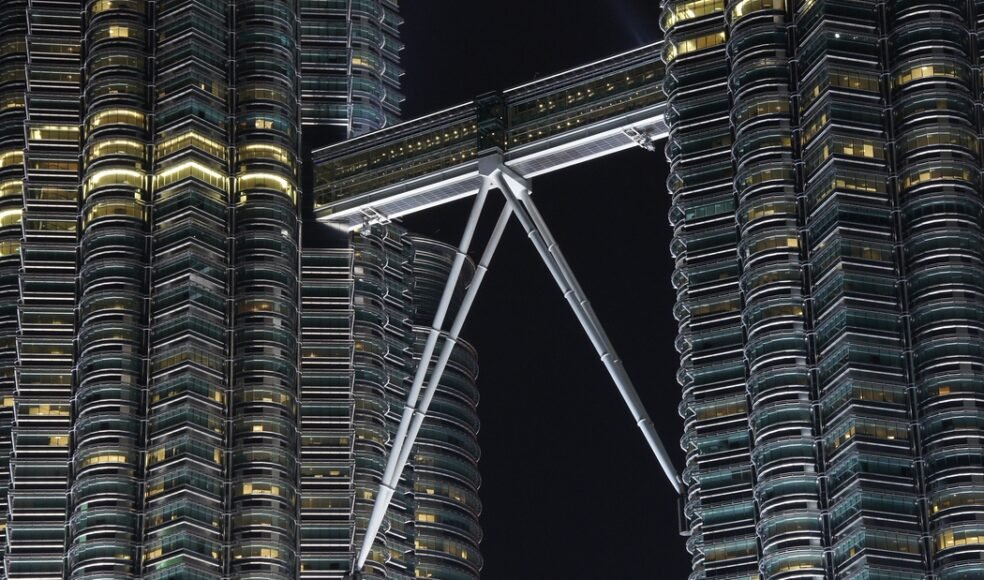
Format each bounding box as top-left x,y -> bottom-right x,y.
354,197 -> 513,571
492,169 -> 683,495
355,177 -> 490,571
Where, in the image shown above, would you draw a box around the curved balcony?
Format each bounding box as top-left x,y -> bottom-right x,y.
913,335 -> 984,376
933,522 -> 984,570
737,194 -> 798,236
68,539 -> 139,580
748,367 -> 811,408
757,510 -> 824,554
745,329 -> 808,373
755,474 -> 822,517
760,547 -> 827,579
924,445 -> 984,491
752,437 -> 818,480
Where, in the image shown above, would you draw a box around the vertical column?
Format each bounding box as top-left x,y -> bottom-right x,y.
70,0 -> 148,577
662,1 -> 760,577
12,1 -> 81,577
405,235 -> 483,580
141,0 -> 232,576
0,2 -> 27,574
728,0 -> 830,577
231,0 -> 302,576
357,226 -> 415,578
893,0 -> 984,575
299,248 -> 360,577
798,0 -> 926,576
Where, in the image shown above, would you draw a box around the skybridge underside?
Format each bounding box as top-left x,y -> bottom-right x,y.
320,106 -> 667,230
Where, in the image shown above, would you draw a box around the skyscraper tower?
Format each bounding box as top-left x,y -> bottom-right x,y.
299,227 -> 482,579
0,1 -> 482,578
665,0 -> 984,578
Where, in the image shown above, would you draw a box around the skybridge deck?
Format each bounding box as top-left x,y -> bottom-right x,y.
313,41 -> 667,230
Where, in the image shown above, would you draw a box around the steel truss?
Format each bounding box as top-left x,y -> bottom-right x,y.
351,154 -> 682,575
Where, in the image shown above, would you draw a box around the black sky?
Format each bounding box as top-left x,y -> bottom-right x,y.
395,3 -> 689,578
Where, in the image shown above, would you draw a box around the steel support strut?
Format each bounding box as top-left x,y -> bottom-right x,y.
354,182 -> 513,571
354,159 -> 683,573
492,168 -> 684,495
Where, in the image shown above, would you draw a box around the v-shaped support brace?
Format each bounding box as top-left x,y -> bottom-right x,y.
352,154 -> 681,574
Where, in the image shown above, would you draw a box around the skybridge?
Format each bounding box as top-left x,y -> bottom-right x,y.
313,41 -> 666,230
317,42 -> 679,577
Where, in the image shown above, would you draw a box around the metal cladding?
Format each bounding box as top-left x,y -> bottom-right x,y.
665,0 -> 984,578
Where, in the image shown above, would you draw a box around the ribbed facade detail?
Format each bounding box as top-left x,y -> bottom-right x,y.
670,0 -> 984,578
141,0 -> 231,576
663,1 -> 760,577
0,1 -> 28,576
407,237 -> 482,580
358,227 -> 417,579
71,0 -> 149,576
802,2 -> 924,578
298,248 -> 362,577
731,2 -> 828,578
12,1 -> 82,577
297,226 -> 484,580
893,1 -> 984,577
299,0 -> 404,135
231,1 -> 302,577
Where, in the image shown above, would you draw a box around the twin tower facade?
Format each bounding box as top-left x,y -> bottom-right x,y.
666,0 -> 984,578
0,1 -> 481,579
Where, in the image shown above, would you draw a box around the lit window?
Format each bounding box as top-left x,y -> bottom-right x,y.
238,172 -> 296,204
83,198 -> 145,227
156,131 -> 226,160
0,180 -> 22,199
82,452 -> 127,467
0,150 -> 23,169
88,108 -> 145,130
29,125 -> 79,142
84,167 -> 145,196
662,0 -> 725,29
154,159 -> 227,191
730,0 -> 783,23
665,30 -> 726,62
88,138 -> 145,162
0,208 -> 22,229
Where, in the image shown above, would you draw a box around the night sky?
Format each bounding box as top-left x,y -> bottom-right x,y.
395,3 -> 690,578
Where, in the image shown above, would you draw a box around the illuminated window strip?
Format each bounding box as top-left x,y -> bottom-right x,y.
238,172 -> 296,204
88,138 -> 146,161
0,150 -> 23,169
0,208 -> 22,228
0,179 -> 23,198
157,159 -> 225,181
154,160 -> 229,193
87,108 -> 146,130
239,143 -> 293,166
156,131 -> 227,161
84,168 -> 146,197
